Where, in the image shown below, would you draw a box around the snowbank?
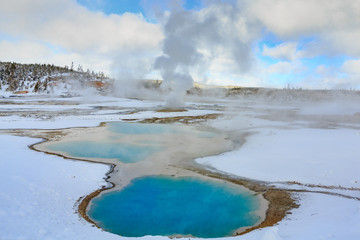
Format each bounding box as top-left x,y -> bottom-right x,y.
0,135 -> 119,240
197,128 -> 360,188
241,193 -> 360,240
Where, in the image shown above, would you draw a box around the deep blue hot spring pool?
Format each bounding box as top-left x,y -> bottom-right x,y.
87,176 -> 261,238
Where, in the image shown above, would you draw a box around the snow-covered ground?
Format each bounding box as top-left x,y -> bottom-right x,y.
198,128 -> 360,188
0,135 -> 120,240
1,94 -> 360,240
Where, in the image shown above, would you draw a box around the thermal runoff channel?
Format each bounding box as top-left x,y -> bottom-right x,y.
88,176 -> 261,238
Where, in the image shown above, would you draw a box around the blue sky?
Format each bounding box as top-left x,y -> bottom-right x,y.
1,0 -> 360,89
77,0 -> 145,15
76,0 -> 204,16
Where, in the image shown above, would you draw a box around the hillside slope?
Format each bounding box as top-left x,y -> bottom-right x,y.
0,62 -> 111,95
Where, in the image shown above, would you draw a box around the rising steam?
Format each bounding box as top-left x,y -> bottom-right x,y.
154,1 -> 260,108
154,7 -> 199,108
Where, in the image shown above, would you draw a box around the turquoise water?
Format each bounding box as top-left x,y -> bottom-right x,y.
47,141 -> 159,163
88,176 -> 260,238
47,122 -> 219,163
108,122 -> 181,135
108,122 -> 217,137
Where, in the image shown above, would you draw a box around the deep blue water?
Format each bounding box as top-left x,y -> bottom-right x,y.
88,176 -> 260,238
47,141 -> 159,163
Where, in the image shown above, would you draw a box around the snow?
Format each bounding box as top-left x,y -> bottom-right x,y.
0,135 -> 119,240
0,104 -> 92,111
300,101 -> 360,116
1,94 -> 360,239
241,193 -> 360,240
0,109 -> 218,129
197,128 -> 360,188
0,96 -> 219,129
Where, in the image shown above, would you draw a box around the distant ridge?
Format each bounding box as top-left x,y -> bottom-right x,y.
138,79 -> 360,101
1,62 -> 359,101
0,61 -> 110,94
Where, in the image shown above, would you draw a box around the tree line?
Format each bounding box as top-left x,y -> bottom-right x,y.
0,62 -> 109,92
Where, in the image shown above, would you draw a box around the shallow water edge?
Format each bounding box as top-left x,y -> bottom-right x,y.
3,121 -> 298,237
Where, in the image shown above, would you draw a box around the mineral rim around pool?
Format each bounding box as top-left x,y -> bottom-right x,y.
33,122 -> 268,237
88,175 -> 263,238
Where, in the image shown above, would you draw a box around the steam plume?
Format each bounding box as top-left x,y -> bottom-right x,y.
154,1 -> 260,108
154,7 -> 200,108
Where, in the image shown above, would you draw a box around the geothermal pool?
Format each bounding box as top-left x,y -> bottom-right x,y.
88,176 -> 261,238
47,140 -> 160,163
37,122 -> 264,238
45,122 -> 214,163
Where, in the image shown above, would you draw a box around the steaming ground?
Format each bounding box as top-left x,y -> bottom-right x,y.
1,92 -> 360,239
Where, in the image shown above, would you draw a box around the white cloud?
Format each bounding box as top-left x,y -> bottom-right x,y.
249,0 -> 360,57
329,30 -> 360,57
342,59 -> 360,75
0,40 -> 53,64
1,0 -> 360,90
267,60 -> 306,75
315,65 -> 328,75
0,0 -> 163,75
300,60 -> 360,89
262,42 -> 300,61
340,59 -> 360,88
0,40 -> 112,72
249,0 -> 360,38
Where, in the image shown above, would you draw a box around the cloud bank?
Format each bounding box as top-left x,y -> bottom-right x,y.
1,0 -> 360,89
0,0 -> 163,74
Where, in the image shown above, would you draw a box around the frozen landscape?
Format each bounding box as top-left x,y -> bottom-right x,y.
1,89 -> 360,240
2,0 -> 360,239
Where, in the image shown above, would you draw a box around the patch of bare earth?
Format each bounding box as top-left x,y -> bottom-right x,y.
137,113 -> 222,124
239,190 -> 299,235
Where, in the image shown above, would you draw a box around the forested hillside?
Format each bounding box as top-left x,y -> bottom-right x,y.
0,62 -> 110,94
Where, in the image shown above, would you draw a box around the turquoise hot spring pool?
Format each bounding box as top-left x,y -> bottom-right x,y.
46,122 -> 217,163
44,122 -> 262,238
87,176 -> 261,238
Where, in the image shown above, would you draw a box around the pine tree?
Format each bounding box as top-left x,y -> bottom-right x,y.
43,78 -> 48,91
33,79 -> 41,92
6,63 -> 18,91
32,66 -> 38,81
0,66 -> 2,90
77,64 -> 83,72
